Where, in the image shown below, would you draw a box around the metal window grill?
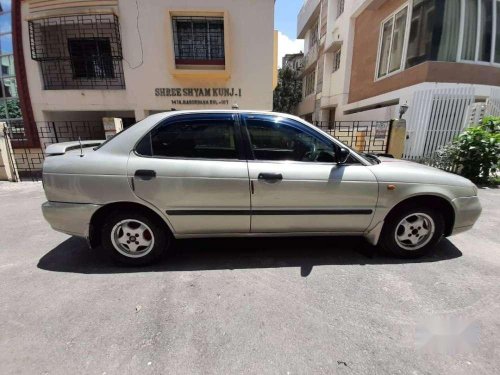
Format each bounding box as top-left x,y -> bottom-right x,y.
172,16 -> 225,64
333,49 -> 341,72
28,14 -> 125,90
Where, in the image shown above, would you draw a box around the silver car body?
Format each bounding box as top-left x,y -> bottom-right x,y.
41,110 -> 482,245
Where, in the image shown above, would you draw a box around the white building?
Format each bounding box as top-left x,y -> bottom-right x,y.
296,0 -> 500,157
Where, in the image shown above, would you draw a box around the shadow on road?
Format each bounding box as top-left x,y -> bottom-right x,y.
37,235 -> 462,276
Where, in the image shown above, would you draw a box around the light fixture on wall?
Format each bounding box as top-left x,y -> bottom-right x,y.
232,103 -> 239,109
399,103 -> 409,119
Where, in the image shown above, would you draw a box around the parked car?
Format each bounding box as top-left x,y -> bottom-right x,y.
41,111 -> 482,265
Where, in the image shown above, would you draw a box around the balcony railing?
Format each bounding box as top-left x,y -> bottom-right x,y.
302,42 -> 319,72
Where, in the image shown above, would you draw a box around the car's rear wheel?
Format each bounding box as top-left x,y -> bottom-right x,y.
380,205 -> 445,258
101,211 -> 170,266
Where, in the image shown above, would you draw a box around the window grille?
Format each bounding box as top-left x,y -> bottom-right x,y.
333,49 -> 341,72
172,16 -> 225,65
28,14 -> 125,89
304,70 -> 315,97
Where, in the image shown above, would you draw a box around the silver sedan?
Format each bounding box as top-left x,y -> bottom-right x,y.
41,111 -> 482,265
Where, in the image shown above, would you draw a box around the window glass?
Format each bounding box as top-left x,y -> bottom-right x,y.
378,19 -> 393,77
245,116 -> 337,163
0,1 -> 12,13
0,12 -> 10,34
150,119 -> 237,159
68,39 -> 114,79
1,55 -> 14,76
172,16 -> 225,64
388,7 -> 408,73
406,0 -> 437,67
436,0 -> 460,62
2,76 -> 16,97
478,0 -> 493,61
462,0 -> 478,60
496,0 -> 500,62
0,33 -> 12,55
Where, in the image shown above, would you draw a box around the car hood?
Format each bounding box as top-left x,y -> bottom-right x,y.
368,157 -> 475,188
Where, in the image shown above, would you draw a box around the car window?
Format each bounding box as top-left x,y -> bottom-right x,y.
244,115 -> 337,162
143,118 -> 238,159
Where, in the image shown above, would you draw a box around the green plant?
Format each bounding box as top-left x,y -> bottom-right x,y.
0,99 -> 22,119
432,116 -> 499,184
273,67 -> 302,114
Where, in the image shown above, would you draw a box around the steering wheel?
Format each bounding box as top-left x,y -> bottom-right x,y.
303,143 -> 319,161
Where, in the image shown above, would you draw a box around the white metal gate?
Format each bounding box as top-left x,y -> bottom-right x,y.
404,87 -> 474,160
485,87 -> 500,117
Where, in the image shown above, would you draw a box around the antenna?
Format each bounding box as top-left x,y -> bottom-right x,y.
78,137 -> 84,157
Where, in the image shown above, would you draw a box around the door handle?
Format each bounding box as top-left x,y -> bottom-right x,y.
258,172 -> 283,182
134,169 -> 156,180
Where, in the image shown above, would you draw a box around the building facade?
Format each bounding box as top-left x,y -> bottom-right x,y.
0,1 -> 21,126
296,0 -> 500,152
282,52 -> 304,71
12,0 -> 276,147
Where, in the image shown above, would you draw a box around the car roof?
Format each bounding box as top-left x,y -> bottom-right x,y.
152,109 -> 298,118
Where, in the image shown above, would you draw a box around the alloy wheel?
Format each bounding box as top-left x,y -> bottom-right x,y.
110,219 -> 155,258
394,213 -> 435,251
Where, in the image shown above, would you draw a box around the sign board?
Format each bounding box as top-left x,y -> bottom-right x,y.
374,122 -> 389,139
155,87 -> 242,106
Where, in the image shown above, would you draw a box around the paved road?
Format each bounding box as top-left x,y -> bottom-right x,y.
0,182 -> 499,374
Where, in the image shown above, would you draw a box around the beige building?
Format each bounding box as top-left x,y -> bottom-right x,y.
14,0 -> 277,141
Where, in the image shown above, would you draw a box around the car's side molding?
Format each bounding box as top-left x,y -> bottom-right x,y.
166,209 -> 374,216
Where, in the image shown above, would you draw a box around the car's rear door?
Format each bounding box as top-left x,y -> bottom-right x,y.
128,113 -> 251,235
241,113 -> 378,233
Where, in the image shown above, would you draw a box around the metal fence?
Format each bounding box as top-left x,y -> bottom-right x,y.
313,120 -> 390,154
3,120 -> 104,181
3,120 -> 390,182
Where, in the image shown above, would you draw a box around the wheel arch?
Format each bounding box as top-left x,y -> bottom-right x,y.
384,195 -> 455,237
89,201 -> 173,248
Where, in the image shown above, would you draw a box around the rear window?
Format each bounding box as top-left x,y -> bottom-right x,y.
137,118 -> 238,160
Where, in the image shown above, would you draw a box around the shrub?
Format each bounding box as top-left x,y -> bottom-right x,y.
431,116 -> 499,184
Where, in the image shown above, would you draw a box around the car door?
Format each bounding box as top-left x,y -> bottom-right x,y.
128,113 -> 251,235
242,113 -> 378,233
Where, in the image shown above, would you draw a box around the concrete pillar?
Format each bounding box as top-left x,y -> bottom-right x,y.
387,119 -> 407,159
0,122 -> 18,181
354,131 -> 367,153
134,109 -> 148,121
102,117 -> 124,139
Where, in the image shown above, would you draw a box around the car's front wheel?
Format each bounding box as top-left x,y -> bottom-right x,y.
101,211 -> 170,266
380,205 -> 445,258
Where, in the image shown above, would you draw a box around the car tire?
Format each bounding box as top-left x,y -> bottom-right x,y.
380,205 -> 445,259
101,210 -> 170,266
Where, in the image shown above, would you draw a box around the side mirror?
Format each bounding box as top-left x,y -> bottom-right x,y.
336,147 -> 350,164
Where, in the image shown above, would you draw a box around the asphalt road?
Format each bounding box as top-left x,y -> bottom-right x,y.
0,182 -> 499,374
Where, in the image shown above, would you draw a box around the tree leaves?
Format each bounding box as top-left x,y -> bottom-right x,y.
430,116 -> 499,184
272,67 -> 303,114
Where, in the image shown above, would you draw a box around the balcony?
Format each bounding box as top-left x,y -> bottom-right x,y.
302,42 -> 319,73
297,0 -> 321,38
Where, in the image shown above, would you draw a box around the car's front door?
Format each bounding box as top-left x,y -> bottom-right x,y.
242,114 -> 378,233
128,113 -> 251,235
